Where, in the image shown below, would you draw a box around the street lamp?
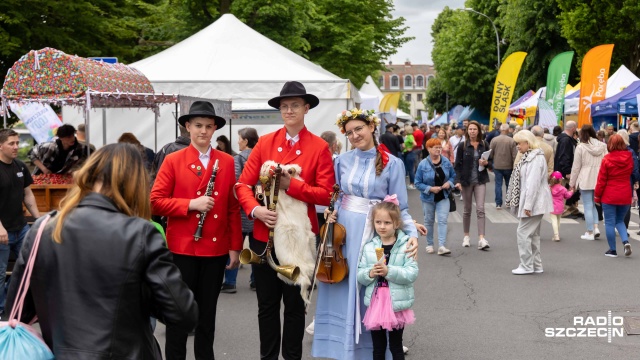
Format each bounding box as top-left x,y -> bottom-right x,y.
461,8 -> 501,69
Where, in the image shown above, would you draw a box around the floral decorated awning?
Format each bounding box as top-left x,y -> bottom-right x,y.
2,47 -> 177,108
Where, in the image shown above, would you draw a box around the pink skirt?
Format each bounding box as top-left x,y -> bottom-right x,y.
362,286 -> 415,331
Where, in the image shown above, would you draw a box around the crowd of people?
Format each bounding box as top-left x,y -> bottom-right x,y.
0,79 -> 638,360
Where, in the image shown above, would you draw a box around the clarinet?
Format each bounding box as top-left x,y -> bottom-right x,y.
194,159 -> 220,241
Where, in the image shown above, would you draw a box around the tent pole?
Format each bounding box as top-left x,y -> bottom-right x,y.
102,108 -> 107,146
175,102 -> 179,139
155,108 -> 158,152
2,98 -> 6,129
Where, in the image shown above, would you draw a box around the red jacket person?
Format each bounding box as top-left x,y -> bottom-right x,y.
235,81 -> 334,360
151,101 -> 242,360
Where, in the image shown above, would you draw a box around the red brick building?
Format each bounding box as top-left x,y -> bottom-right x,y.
378,60 -> 436,119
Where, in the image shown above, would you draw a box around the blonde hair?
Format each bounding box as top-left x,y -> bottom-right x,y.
371,201 -> 402,230
512,130 -> 539,149
53,143 -> 151,243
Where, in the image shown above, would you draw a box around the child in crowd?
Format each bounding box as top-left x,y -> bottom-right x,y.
357,195 -> 418,360
549,171 -> 573,241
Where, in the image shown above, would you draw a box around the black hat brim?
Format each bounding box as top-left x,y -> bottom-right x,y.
268,94 -> 319,110
178,113 -> 226,129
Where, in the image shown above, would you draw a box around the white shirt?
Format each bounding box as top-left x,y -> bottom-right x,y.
286,133 -> 300,146
198,147 -> 211,169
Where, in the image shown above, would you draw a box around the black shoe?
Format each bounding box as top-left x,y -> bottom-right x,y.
605,249 -> 618,258
249,281 -> 256,291
220,283 -> 237,293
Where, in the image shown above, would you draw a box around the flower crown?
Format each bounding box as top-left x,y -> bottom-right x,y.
335,108 -> 381,134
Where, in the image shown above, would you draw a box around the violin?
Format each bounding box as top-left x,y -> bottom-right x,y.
316,184 -> 348,284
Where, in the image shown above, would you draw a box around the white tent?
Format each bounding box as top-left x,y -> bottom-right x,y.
63,14 -> 357,151
564,65 -> 639,115
510,87 -> 545,114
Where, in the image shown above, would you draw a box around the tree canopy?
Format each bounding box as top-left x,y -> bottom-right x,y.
0,0 -> 411,95
425,0 -> 640,116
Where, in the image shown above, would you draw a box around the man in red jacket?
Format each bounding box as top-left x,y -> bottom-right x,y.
151,101 -> 242,360
235,81 -> 334,360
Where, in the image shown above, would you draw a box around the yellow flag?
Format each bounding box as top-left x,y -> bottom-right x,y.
489,52 -> 527,130
379,92 -> 401,113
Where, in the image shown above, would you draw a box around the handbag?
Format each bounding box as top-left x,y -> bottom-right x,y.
0,214 -> 55,360
448,191 -> 457,212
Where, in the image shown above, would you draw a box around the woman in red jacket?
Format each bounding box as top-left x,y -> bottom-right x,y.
595,134 -> 634,257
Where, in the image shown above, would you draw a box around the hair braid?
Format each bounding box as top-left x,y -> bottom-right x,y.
373,135 -> 383,176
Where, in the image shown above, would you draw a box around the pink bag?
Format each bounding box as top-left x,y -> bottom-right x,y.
0,215 -> 54,359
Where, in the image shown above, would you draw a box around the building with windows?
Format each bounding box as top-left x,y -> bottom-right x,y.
378,60 -> 435,119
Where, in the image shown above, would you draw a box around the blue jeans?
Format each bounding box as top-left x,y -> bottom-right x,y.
493,169 -> 512,206
223,232 -> 254,286
602,204 -> 630,251
0,224 -> 29,312
581,190 -> 598,232
422,199 -> 450,247
403,151 -> 416,184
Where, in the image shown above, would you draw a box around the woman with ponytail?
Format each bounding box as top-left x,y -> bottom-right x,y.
312,108 -> 421,359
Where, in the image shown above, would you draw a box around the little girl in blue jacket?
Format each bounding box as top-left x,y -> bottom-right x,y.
357,195 -> 419,359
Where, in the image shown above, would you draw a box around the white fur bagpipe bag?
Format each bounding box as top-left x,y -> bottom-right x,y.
260,161 -> 317,304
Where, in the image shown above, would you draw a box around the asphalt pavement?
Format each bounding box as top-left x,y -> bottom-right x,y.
154,173 -> 640,359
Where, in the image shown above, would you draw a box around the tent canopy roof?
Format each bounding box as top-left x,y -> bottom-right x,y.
592,80 -> 640,118
131,14 -> 342,82
566,65 -> 639,100
4,48 -> 153,98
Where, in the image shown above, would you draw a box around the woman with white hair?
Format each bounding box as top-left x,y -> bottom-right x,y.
506,130 -> 553,275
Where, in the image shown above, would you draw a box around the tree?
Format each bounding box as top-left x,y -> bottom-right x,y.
429,5 -> 498,114
498,0 -> 573,94
305,0 -> 413,87
425,76 -> 448,115
0,0 -> 150,79
556,0 -> 640,76
398,93 -> 411,114
178,0 -> 413,86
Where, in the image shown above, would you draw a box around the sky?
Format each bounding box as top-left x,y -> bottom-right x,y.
388,0 -> 466,65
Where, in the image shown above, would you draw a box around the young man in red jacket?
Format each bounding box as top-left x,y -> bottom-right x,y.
235,81 -> 334,360
151,101 -> 242,360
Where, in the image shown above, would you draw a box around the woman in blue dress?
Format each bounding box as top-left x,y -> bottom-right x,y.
312,109 -> 420,359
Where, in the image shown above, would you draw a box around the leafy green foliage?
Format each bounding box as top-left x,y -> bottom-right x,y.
0,0 -> 410,111
556,0 -> 640,75
498,0 -> 572,94
429,4 -> 498,115
305,0 -> 412,87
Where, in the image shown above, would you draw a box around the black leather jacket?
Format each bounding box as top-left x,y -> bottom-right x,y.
7,193 -> 198,359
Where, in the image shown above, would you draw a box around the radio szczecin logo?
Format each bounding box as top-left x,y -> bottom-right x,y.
545,311 -> 624,343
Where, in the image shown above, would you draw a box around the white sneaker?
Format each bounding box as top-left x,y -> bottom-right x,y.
512,266 -> 533,275
425,246 -> 434,254
305,319 -> 315,335
534,268 -> 544,274
594,228 -> 600,238
403,346 -> 409,354
462,236 -> 470,247
437,246 -> 451,255
580,232 -> 595,241
478,238 -> 490,250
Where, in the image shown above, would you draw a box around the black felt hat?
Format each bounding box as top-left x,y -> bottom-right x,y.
267,81 -> 320,110
178,101 -> 226,129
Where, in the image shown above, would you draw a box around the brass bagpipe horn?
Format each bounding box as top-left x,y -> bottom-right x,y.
239,164 -> 300,281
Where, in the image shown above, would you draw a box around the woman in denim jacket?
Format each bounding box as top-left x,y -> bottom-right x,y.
415,138 -> 456,255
